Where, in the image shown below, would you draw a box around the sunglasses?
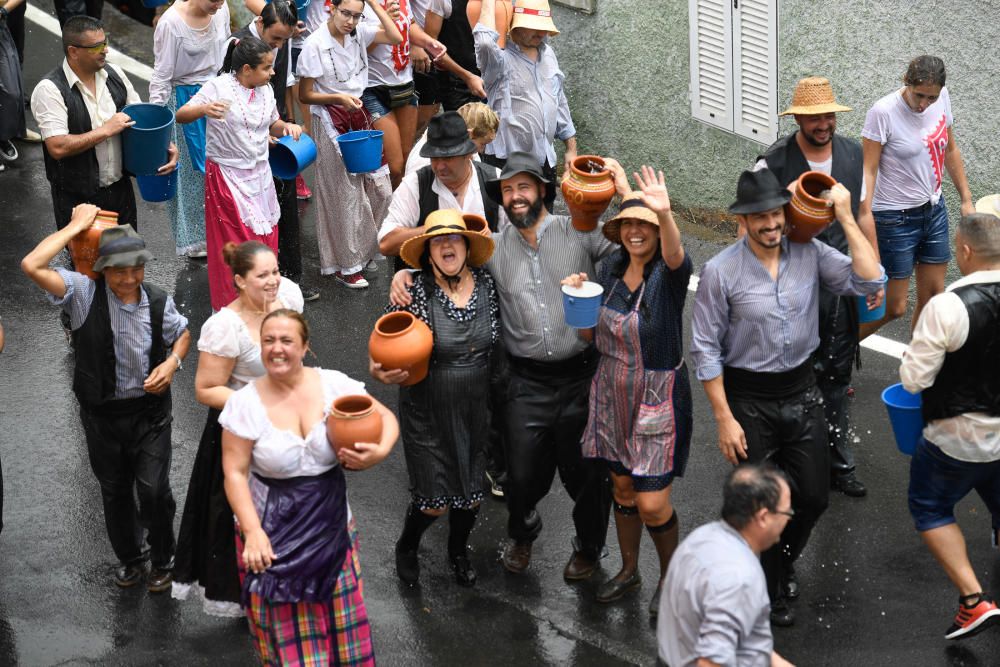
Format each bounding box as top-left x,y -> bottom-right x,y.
337,9 -> 365,22
71,37 -> 110,54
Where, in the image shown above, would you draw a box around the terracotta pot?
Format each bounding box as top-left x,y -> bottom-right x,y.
326,394 -> 383,453
784,171 -> 836,243
462,213 -> 488,234
369,311 -> 434,386
561,155 -> 616,232
68,210 -> 120,279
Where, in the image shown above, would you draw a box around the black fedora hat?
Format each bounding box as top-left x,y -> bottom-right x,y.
485,151 -> 551,203
728,168 -> 792,215
419,111 -> 477,159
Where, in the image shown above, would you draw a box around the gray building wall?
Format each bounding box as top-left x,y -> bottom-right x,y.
550,0 -> 996,221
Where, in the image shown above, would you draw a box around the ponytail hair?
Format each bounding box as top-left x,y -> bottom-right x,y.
219,36 -> 272,76
261,0 -> 298,29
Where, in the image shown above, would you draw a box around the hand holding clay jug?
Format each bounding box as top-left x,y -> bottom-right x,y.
784,171 -> 837,243
326,395 -> 383,453
369,311 -> 434,386
561,155 -> 617,232
68,210 -> 120,279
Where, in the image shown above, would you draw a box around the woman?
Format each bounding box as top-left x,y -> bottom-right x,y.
565,166 -> 692,617
404,100 -> 497,176
296,0 -> 401,289
861,55 -> 974,333
173,241 -> 303,617
176,37 -> 303,311
221,310 -> 398,665
150,0 -> 231,258
371,209 -> 497,587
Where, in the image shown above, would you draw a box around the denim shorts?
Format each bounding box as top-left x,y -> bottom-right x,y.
908,438 -> 1000,532
361,84 -> 418,121
874,199 -> 950,280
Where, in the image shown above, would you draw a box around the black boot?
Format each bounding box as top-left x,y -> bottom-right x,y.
646,511 -> 679,618
448,506 -> 480,587
395,503 -> 439,586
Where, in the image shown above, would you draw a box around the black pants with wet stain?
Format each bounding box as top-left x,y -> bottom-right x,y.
51,178 -> 138,232
79,395 -> 177,568
814,289 -> 859,477
729,383 -> 830,601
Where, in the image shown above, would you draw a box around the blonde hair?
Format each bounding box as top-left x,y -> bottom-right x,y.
457,102 -> 499,140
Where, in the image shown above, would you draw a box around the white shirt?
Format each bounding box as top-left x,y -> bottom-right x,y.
31,61 -> 142,187
190,73 -> 279,168
377,163 -> 509,241
363,1 -> 413,86
900,270 -> 1000,462
150,3 -> 232,105
296,23 -> 379,101
300,0 -> 331,47
862,86 -> 954,211
411,0 -> 451,27
247,21 -> 295,89
404,130 -> 480,176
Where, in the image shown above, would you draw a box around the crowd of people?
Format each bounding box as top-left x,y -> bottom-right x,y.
1,0 -> 999,665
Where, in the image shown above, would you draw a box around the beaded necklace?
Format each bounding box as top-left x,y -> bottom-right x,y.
326,32 -> 367,84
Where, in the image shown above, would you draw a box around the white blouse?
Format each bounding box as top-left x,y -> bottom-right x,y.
196,279 -> 304,390
149,4 -> 231,105
362,1 -> 413,87
190,73 -> 280,169
296,22 -> 379,100
219,368 -> 367,479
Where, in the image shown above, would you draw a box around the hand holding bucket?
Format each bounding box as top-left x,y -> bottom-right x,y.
561,276 -> 604,329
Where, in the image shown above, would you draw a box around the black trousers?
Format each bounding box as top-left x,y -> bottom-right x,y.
486,341 -> 510,477
0,448 -> 4,536
813,290 -> 858,477
504,360 -> 611,556
480,153 -> 558,212
51,178 -> 138,231
435,70 -> 485,112
53,0 -> 103,26
79,396 -> 177,568
729,383 -> 830,601
275,177 -> 302,283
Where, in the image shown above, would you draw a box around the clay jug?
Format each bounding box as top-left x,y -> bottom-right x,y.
561,155 -> 616,232
785,171 -> 836,243
326,394 -> 383,453
462,213 -> 488,234
369,311 -> 434,386
68,210 -> 120,279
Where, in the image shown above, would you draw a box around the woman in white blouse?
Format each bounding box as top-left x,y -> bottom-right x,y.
173,241 -> 303,617
150,0 -> 231,258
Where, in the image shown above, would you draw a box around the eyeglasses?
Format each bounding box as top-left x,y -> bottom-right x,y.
337,9 -> 365,22
429,234 -> 464,246
71,37 -> 110,53
771,507 -> 795,519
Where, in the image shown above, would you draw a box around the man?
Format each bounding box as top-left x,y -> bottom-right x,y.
392,151 -> 614,580
30,16 -> 177,231
755,77 -> 880,499
21,204 -> 190,592
473,0 -> 576,211
690,169 -> 883,626
658,464 -> 796,667
900,211 -> 1000,640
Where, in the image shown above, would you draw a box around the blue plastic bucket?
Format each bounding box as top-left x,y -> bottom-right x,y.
562,281 -> 604,329
269,134 -> 317,180
337,130 -> 384,174
857,277 -> 888,323
881,383 -> 923,456
136,170 -> 178,202
121,103 -> 175,176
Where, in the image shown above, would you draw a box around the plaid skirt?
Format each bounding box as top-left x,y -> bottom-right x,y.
241,520 -> 373,666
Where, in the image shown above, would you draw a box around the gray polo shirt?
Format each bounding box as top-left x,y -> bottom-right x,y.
657,521 -> 772,667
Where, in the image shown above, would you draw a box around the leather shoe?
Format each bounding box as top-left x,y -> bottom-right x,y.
115,562 -> 146,588
596,570 -> 641,603
781,570 -> 800,600
147,565 -> 173,593
832,472 -> 867,498
501,541 -> 532,574
563,550 -> 599,582
770,597 -> 795,627
450,554 -> 477,587
395,542 -> 420,585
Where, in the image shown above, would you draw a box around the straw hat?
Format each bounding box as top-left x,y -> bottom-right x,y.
779,77 -> 852,116
399,209 -> 495,269
510,0 -> 559,35
602,193 -> 661,245
974,194 -> 1000,217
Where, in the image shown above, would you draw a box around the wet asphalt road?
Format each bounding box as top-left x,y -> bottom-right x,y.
1,4 -> 1000,666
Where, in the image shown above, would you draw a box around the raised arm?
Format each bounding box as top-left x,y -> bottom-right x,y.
944,127 -> 975,217
829,183 -> 881,281
21,204 -> 100,298
369,0 -> 404,46
633,165 -> 684,270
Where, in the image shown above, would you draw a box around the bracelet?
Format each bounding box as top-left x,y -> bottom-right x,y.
171,353 -> 183,371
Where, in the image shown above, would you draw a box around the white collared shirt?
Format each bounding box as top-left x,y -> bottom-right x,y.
296,22 -> 379,100
31,60 -> 142,187
149,3 -> 232,105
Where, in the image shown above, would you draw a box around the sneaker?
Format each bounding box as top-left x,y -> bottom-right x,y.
945,595 -> 1000,640
0,140 -> 18,162
296,175 -> 312,200
485,470 -> 505,499
335,271 -> 369,289
301,287 -> 320,302
18,129 -> 42,143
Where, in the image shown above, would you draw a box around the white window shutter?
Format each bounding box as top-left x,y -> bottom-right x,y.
732,0 -> 778,144
689,0 -> 733,133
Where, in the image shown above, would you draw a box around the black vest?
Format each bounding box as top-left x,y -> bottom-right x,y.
437,0 -> 479,74
922,282 -> 1000,422
233,26 -> 291,120
41,65 -> 128,197
759,131 -> 863,255
71,279 -> 169,408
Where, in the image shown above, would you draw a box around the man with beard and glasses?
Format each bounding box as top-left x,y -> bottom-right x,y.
754,77 -> 881,501
390,150 -> 619,583
690,168 -> 883,627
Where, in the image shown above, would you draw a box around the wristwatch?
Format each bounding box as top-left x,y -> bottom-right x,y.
171,353 -> 183,371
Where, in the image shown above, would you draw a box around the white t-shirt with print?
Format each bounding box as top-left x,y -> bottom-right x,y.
296,22 -> 379,99
862,86 -> 953,211
363,1 -> 413,86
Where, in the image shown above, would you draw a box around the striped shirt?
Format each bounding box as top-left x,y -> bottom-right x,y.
486,215 -> 613,360
690,238 -> 884,382
473,25 -> 575,167
50,269 -> 189,399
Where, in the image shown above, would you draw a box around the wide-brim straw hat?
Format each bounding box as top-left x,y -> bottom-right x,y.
974,194 -> 1000,217
779,77 -> 852,116
399,209 -> 495,269
603,193 -> 661,245
92,225 -> 154,271
510,0 -> 559,35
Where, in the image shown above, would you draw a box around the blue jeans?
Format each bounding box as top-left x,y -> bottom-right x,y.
874,199 -> 950,279
908,438 -> 1000,532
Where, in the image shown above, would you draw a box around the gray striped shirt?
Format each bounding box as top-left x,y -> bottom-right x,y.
50,268 -> 189,399
486,215 -> 614,361
690,238 -> 884,381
